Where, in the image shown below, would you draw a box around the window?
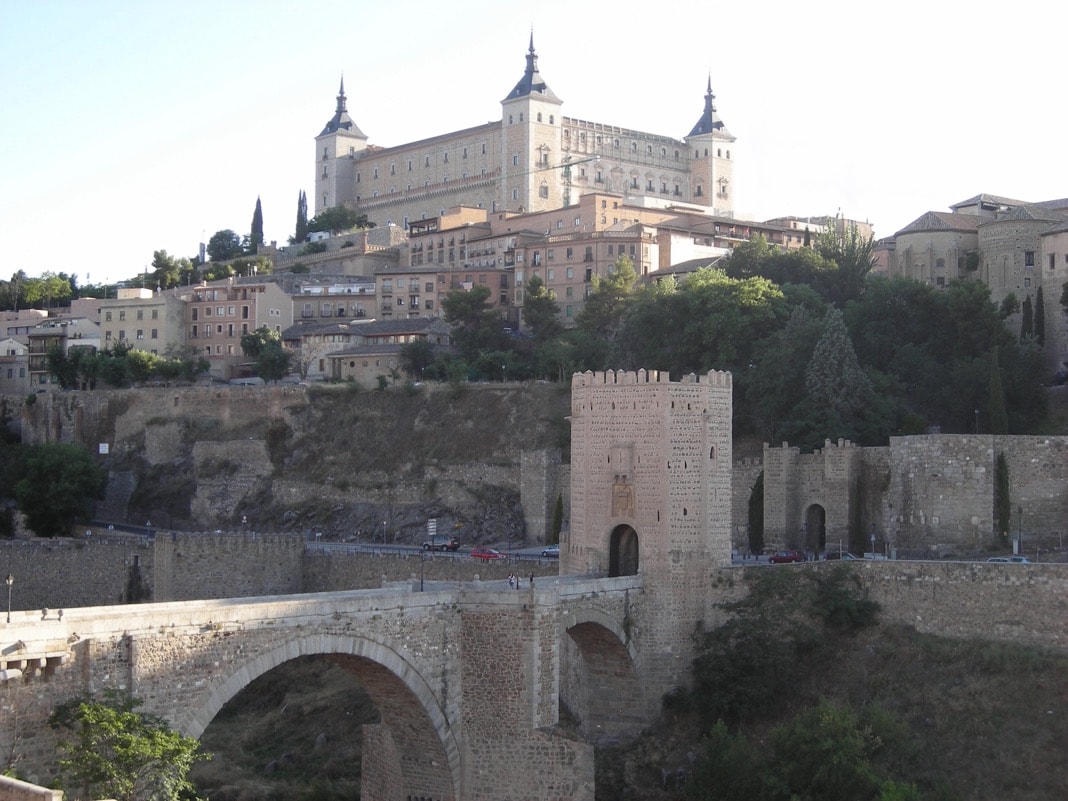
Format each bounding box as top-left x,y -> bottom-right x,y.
1025,251 -> 1035,267
539,185 -> 549,198
119,310 -> 126,321
565,286 -> 573,298
216,307 -> 224,316
118,330 -> 126,340
136,309 -> 144,320
136,329 -> 144,340
151,329 -> 158,339
105,311 -> 112,322
512,154 -> 519,166
151,309 -> 158,319
566,266 -> 574,279
204,307 -> 212,317
373,167 -> 379,179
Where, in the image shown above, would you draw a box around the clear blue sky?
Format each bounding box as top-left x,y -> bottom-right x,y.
1,0 -> 1063,286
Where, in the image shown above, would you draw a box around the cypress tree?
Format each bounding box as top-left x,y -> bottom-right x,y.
1034,286 -> 1045,347
250,196 -> 264,251
295,191 -> 309,244
995,453 -> 1011,546
988,346 -> 1009,434
747,471 -> 764,555
1020,294 -> 1033,339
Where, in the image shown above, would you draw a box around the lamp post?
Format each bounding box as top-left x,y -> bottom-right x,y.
1017,505 -> 1023,555
974,408 -> 979,435
5,574 -> 12,624
501,364 -> 506,383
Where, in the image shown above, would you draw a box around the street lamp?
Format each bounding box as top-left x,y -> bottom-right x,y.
5,574 -> 12,624
1017,505 -> 1023,555
501,364 -> 506,383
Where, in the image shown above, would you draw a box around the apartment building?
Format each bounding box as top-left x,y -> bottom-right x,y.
180,278 -> 293,379
0,337 -> 29,395
26,317 -> 100,390
98,288 -> 186,355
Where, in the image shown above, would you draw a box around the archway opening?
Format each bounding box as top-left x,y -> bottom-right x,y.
608,524 -> 639,577
562,621 -> 644,744
192,653 -> 454,801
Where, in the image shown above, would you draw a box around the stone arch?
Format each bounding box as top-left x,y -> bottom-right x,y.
561,610 -> 645,743
184,633 -> 460,801
802,504 -> 827,553
608,524 -> 639,577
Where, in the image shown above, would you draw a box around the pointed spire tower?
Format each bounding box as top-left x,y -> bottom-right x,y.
685,76 -> 736,216
501,32 -> 564,213
314,76 -> 367,214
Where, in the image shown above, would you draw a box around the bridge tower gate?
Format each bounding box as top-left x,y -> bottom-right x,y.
565,369 -> 733,725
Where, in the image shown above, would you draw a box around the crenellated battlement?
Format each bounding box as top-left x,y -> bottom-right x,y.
571,368 -> 732,388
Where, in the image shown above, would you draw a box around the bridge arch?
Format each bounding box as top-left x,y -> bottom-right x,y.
561,606 -> 645,744
183,633 -> 460,801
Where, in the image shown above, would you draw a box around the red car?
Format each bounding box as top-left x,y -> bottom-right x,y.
769,549 -> 806,564
470,547 -> 507,561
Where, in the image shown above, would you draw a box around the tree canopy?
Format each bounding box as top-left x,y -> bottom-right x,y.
206,229 -> 244,262
49,691 -> 206,801
307,206 -> 373,235
13,443 -> 107,537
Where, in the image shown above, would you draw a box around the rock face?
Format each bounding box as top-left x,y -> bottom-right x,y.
16,382 -> 572,546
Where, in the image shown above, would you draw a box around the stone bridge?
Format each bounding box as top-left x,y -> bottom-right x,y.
1,574 -> 664,801
2,369 -> 740,798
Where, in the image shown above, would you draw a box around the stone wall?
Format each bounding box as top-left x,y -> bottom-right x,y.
0,776 -> 62,801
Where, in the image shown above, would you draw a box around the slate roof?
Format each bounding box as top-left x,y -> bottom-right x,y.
503,34 -> 561,104
319,77 -> 367,138
688,77 -> 733,139
895,211 -> 982,236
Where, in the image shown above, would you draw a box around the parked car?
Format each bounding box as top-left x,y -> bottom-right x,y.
987,556 -> 1031,563
541,544 -> 560,558
768,549 -> 806,564
470,547 -> 507,561
422,534 -> 460,552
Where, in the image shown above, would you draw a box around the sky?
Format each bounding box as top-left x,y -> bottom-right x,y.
1,0 -> 1064,287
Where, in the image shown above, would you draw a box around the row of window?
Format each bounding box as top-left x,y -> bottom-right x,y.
104,309 -> 160,322
191,305 -> 250,320
105,329 -> 158,341
189,323 -> 249,339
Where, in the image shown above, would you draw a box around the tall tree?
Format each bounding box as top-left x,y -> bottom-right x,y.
988,345 -> 1009,434
250,196 -> 264,251
575,256 -> 638,341
521,275 -> 562,340
442,283 -> 507,360
1020,294 -> 1033,339
1034,286 -> 1045,347
294,190 -> 309,244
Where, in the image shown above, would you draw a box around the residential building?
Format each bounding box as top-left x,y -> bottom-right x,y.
26,317 -> 100,390
325,318 -> 451,386
99,288 -> 186,356
315,35 -> 736,228
179,278 -> 293,379
0,337 -> 29,395
291,281 -> 375,325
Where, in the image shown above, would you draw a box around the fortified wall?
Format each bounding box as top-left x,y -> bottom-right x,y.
760,435 -> 1068,555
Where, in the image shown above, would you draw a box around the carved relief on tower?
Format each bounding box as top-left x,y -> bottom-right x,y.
612,479 -> 635,519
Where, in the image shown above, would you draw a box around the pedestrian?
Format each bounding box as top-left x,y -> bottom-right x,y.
529,573 -> 534,587
508,573 -> 515,589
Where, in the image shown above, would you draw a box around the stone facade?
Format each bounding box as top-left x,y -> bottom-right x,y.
566,369 -> 733,709
315,39 -> 735,225
760,435 -> 1068,556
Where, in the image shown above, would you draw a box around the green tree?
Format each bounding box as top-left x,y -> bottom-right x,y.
240,326 -> 289,382
1034,286 -> 1045,347
149,250 -> 186,290
442,284 -> 507,361
814,223 -> 877,306
206,229 -> 244,262
294,190 -> 309,244
551,494 -> 564,545
575,256 -> 638,344
399,339 -> 436,379
249,196 -> 264,251
747,471 -> 764,554
1020,294 -> 1033,339
49,691 -> 206,801
521,275 -> 563,340
126,348 -> 159,385
307,206 -> 373,236
13,443 -> 107,537
995,452 -> 1011,546
988,345 -> 1009,434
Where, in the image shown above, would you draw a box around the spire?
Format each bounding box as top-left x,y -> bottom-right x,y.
687,76 -> 732,138
503,32 -> 561,103
319,74 -> 366,139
